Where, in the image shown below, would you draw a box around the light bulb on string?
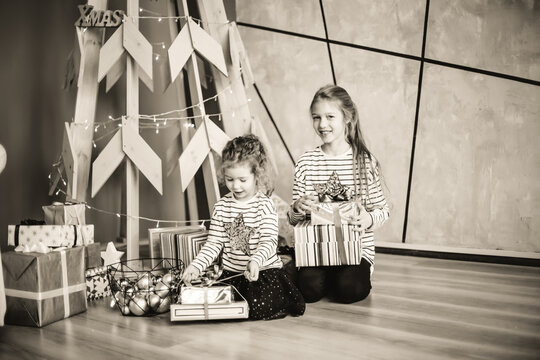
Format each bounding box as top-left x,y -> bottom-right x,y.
116,213 -> 121,218
48,173 -> 51,180
93,141 -> 97,148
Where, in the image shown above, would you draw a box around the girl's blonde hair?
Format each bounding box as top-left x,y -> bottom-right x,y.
310,85 -> 380,200
220,134 -> 273,196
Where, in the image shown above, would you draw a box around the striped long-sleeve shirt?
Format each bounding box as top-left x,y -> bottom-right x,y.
288,146 -> 390,265
191,192 -> 283,273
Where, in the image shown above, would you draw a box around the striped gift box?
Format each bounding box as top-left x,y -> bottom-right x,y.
293,221 -> 362,267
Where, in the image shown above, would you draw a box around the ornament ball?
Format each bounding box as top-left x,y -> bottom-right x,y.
0,144 -> 6,174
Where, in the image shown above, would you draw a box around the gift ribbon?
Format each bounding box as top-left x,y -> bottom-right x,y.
60,250 -> 70,317
332,206 -> 348,265
5,284 -> 86,302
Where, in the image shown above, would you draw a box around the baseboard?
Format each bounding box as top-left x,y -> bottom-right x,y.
375,242 -> 540,267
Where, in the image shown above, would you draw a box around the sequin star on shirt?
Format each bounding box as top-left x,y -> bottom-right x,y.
224,213 -> 256,255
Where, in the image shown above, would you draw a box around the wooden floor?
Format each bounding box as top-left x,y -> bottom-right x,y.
1,254 -> 539,360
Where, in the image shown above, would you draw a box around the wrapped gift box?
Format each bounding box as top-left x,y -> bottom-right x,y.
2,247 -> 87,327
148,226 -> 205,268
180,286 -> 233,305
294,220 -> 362,267
8,224 -> 94,248
170,300 -> 248,321
42,203 -> 86,225
310,201 -> 362,226
86,266 -> 111,301
84,243 -> 101,269
148,226 -> 215,269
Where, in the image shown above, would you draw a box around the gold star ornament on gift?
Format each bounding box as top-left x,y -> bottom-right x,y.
224,213 -> 256,255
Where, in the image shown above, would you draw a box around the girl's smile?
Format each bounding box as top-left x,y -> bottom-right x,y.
311,100 -> 349,154
223,164 -> 257,202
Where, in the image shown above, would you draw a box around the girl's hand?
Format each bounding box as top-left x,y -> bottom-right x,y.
244,261 -> 260,282
348,206 -> 373,235
293,193 -> 319,214
181,264 -> 200,285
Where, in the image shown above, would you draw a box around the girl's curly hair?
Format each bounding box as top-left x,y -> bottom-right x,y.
220,134 -> 273,196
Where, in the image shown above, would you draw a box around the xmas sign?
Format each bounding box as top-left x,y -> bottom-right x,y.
75,5 -> 124,28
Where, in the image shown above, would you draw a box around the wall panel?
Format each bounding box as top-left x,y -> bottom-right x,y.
426,0 -> 540,81
236,0 -> 325,38
324,0 -> 426,56
408,64 -> 540,251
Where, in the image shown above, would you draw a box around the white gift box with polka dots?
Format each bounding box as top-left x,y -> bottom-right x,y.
7,224 -> 94,248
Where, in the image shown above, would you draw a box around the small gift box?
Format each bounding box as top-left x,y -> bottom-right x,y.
7,224 -> 94,248
84,242 -> 101,269
86,266 -> 111,301
310,201 -> 362,225
180,286 -> 233,305
293,221 -> 362,267
42,203 -> 86,225
2,247 -> 87,327
170,300 -> 249,321
149,226 -> 217,270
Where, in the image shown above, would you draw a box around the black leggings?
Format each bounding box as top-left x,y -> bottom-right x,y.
297,258 -> 372,304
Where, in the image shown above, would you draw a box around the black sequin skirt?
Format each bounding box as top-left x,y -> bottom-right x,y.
221,268 -> 305,320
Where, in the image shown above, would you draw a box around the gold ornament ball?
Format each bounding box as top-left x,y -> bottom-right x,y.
156,297 -> 171,313
0,144 -> 5,174
121,305 -> 131,315
162,273 -> 173,286
155,281 -> 170,298
147,293 -> 161,310
136,273 -> 151,290
129,294 -> 149,316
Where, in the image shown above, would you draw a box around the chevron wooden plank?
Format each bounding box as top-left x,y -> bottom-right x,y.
197,0 -> 251,138
124,0 -> 141,261
122,123 -> 163,195
138,63 -> 154,92
123,18 -> 152,82
185,57 -> 220,208
178,124 -> 211,192
206,116 -> 230,154
188,18 -> 227,76
62,123 -> 78,199
106,52 -> 125,92
91,130 -> 125,198
168,24 -> 193,83
166,0 -> 196,220
48,163 -> 64,196
98,24 -> 124,82
231,22 -> 254,87
71,0 -> 108,202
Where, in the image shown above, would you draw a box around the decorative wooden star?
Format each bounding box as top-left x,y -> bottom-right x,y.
224,213 -> 256,256
101,241 -> 124,268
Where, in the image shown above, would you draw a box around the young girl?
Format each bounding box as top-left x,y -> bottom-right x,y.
182,135 -> 305,320
288,85 -> 389,304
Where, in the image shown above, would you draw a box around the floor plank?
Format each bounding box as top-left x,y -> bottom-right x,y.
0,254 -> 539,359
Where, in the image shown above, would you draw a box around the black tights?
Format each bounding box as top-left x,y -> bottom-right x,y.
297,258 -> 372,304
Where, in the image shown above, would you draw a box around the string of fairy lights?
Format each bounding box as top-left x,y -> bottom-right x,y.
49,7 -> 250,226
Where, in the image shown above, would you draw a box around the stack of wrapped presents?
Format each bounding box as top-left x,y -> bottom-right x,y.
294,171 -> 363,267
2,202 -> 107,327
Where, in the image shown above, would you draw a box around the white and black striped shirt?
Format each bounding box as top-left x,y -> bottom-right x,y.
192,192 -> 283,273
288,147 -> 390,265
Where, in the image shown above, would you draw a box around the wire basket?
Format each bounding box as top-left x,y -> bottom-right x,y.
107,258 -> 184,316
